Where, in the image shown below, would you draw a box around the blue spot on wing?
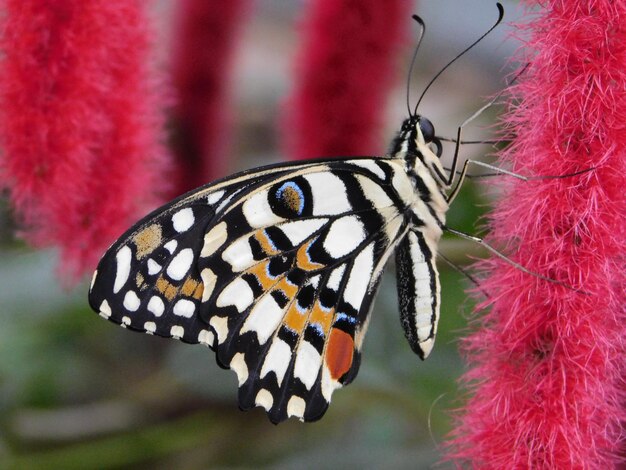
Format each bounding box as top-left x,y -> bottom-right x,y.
335,312 -> 357,324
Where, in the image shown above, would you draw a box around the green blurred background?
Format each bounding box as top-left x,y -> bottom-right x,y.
0,1 -> 522,468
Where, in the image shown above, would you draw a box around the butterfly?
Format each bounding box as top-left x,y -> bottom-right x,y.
88,113 -> 451,423
88,5 -> 506,424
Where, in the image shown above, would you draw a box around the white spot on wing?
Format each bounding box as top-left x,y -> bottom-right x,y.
242,191 -> 284,228
327,265 -> 346,290
123,291 -> 140,311
167,248 -> 194,281
144,321 -> 156,334
279,219 -> 327,245
323,216 -> 365,258
287,396 -> 306,419
294,341 -> 322,390
147,296 -> 165,316
200,268 -> 217,302
305,173 -> 351,215
215,193 -> 237,213
201,222 -> 227,257
90,270 -> 98,291
355,174 -> 394,208
114,246 -> 132,294
321,366 -> 342,401
121,316 -> 131,327
221,237 -> 254,272
230,352 -> 249,386
147,259 -> 162,275
164,240 -> 178,254
309,275 -> 321,289
209,316 -> 229,344
207,189 -> 225,205
198,329 -> 215,347
173,299 -> 195,318
260,339 -> 292,386
240,294 -> 284,345
172,208 -> 194,233
99,300 -> 112,319
170,325 -> 184,339
255,389 -> 274,411
343,243 -> 374,310
216,278 -> 254,312
347,159 -> 386,180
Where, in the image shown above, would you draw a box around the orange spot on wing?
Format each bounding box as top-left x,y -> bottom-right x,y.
132,224 -> 162,258
248,261 -> 275,290
325,328 -> 354,381
309,302 -> 334,337
283,303 -> 307,335
296,241 -> 324,271
255,230 -> 278,256
136,272 -> 145,289
275,277 -> 298,299
156,275 -> 177,301
192,283 -> 204,300
181,277 -> 203,300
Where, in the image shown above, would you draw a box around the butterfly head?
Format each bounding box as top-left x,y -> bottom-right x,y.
392,114 -> 443,160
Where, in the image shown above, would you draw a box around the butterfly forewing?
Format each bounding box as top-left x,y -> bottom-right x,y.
89,162 -> 312,345
89,157 -> 415,422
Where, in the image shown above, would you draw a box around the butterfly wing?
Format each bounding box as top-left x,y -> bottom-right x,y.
89,157 -> 415,423
89,161 -> 313,345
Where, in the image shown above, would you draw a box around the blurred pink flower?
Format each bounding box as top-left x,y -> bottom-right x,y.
171,0 -> 249,194
0,0 -> 169,280
284,0 -> 406,160
448,1 -> 626,467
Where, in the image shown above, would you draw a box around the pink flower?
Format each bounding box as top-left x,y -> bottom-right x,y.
0,0 -> 169,280
284,0 -> 406,160
171,0 -> 250,194
447,1 -> 626,467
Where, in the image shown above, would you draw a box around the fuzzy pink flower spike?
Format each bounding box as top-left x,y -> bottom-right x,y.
0,0 -> 169,279
447,1 -> 626,468
285,0 -> 406,160
171,0 -> 249,194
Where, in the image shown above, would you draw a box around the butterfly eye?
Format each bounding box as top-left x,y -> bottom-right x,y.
418,117 -> 435,143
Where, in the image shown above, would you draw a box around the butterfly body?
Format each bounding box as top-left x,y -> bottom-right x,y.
89,115 -> 449,423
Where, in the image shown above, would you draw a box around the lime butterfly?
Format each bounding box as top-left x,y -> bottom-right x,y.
89,5 -> 505,423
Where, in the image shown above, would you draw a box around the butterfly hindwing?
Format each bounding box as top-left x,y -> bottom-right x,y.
89,157 -> 415,422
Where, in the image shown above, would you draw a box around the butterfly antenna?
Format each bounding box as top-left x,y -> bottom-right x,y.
414,2 -> 504,114
406,14 -> 426,117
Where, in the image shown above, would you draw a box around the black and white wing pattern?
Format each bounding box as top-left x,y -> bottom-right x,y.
89,157 -> 417,423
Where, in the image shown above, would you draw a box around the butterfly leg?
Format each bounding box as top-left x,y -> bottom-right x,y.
444,97 -> 506,188
447,159 -> 596,204
437,252 -> 483,293
444,64 -> 531,187
444,226 -> 587,293
446,158 -> 528,204
438,137 -> 501,145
